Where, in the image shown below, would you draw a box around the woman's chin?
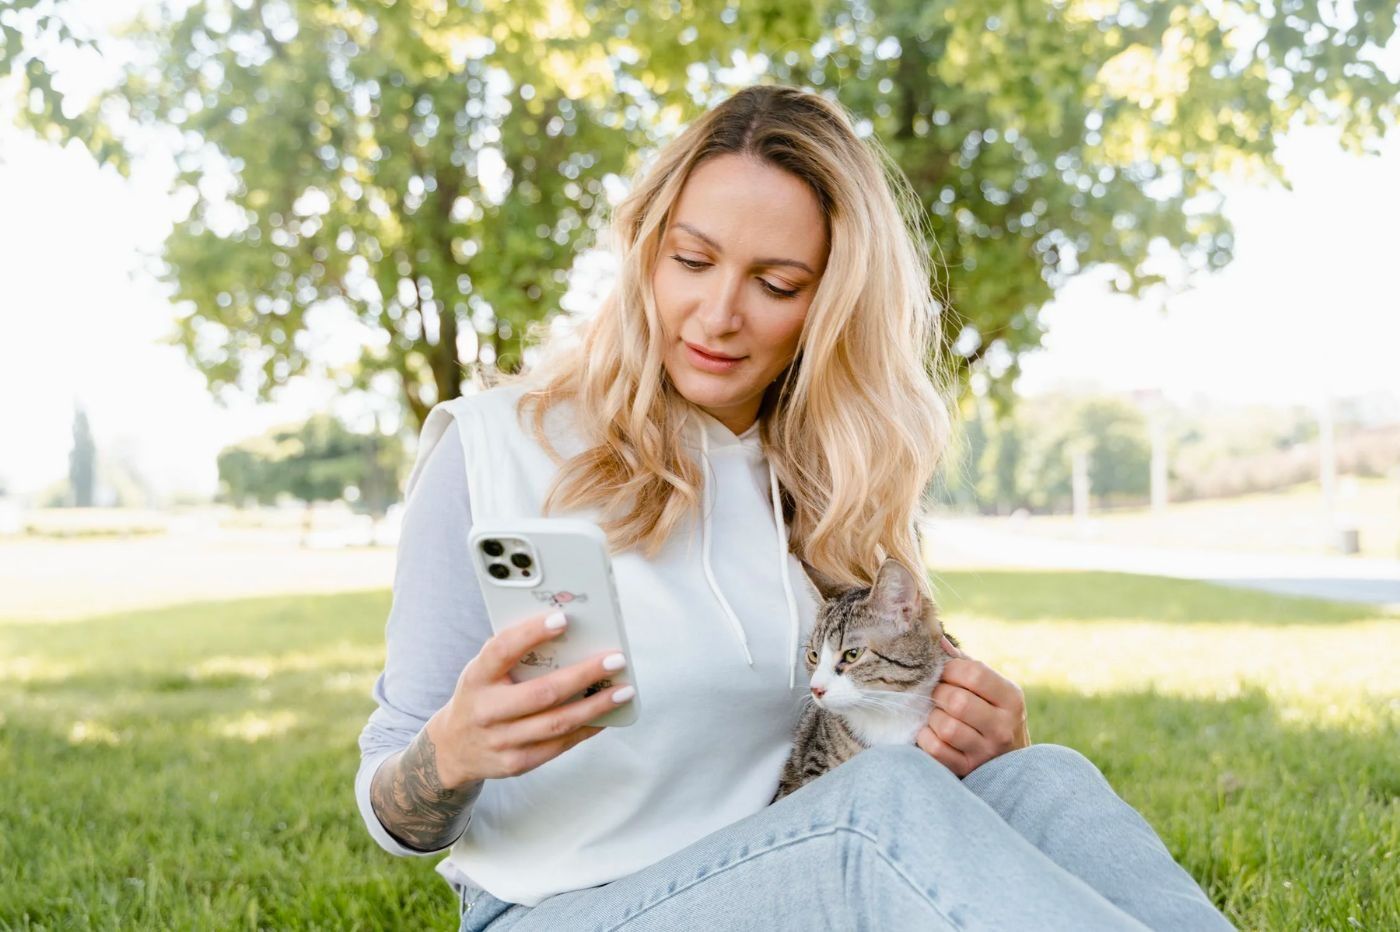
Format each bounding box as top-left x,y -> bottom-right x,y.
675,384 -> 757,414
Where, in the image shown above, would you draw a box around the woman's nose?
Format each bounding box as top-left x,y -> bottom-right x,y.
696,277 -> 744,335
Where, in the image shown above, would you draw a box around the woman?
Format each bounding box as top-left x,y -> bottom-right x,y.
355,84 -> 1234,931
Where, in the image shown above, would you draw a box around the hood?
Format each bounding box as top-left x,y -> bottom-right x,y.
683,408 -> 803,689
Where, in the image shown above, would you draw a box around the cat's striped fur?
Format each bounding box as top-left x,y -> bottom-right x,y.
772,558 -> 957,803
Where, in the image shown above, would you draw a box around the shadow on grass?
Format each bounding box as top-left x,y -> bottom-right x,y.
1,590 -> 394,684
927,569 -> 1391,625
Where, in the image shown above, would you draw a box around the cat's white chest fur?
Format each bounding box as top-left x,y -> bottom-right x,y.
841,702 -> 928,747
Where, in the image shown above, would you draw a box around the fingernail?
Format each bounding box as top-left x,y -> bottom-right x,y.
546,612 -> 568,630
612,685 -> 636,703
602,652 -> 627,671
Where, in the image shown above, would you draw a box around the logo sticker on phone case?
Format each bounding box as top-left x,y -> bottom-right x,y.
533,590 -> 589,608
520,650 -> 560,670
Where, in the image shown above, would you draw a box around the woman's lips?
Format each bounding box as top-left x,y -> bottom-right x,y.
685,342 -> 746,373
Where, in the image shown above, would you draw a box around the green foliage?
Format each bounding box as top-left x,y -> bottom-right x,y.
1024,396 -> 1153,509
830,0 -> 1400,416
0,0 -> 130,170
217,413 -> 405,515
953,392 -> 1153,512
10,1 -> 1400,426
977,410 -> 1024,513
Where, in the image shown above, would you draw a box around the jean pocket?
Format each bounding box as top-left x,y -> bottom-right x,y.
456,882 -> 470,929
458,879 -> 516,932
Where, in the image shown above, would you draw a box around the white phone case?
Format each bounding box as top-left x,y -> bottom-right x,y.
467,517 -> 638,727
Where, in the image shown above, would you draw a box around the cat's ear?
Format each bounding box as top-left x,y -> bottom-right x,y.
800,561 -> 849,602
867,558 -> 923,624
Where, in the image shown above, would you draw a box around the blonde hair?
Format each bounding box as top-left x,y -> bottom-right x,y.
488,83 -> 957,593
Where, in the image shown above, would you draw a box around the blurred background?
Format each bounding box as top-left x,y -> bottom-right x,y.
1,1 -> 1397,929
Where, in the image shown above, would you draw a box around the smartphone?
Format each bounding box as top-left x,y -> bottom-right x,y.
467,517 -> 639,727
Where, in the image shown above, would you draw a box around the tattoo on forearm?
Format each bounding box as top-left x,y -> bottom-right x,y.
370,727 -> 483,852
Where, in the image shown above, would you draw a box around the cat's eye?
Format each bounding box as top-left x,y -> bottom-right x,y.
842,647 -> 863,663
805,648 -> 819,666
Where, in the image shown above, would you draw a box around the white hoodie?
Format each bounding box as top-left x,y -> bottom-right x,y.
402,383 -> 821,907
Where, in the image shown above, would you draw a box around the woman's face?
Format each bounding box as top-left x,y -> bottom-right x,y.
652,153 -> 828,435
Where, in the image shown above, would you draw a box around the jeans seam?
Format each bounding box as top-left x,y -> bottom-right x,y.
598,821 -> 963,932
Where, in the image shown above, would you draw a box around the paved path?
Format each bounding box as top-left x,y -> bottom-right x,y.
0,524 -> 396,622
922,517 -> 1400,611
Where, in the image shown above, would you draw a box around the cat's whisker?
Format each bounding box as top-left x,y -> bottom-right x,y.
850,695 -> 925,715
861,687 -> 935,708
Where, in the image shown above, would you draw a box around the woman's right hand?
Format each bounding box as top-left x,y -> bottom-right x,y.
425,610 -> 634,787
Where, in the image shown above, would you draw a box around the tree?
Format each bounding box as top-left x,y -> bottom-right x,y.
68,404 -> 95,507
805,0 -> 1400,416
976,409 -> 1026,514
217,412 -> 406,537
15,0 -> 1400,427
14,0 -> 803,426
1017,394 -> 1152,513
1,0 -> 128,168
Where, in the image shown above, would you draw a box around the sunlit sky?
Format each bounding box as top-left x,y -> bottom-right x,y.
0,0 -> 1397,500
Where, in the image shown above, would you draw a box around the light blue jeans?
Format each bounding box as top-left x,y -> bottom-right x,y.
454,743 -> 1235,930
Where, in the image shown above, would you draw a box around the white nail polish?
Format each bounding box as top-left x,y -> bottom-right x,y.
545,612 -> 568,630
602,653 -> 627,671
612,685 -> 636,703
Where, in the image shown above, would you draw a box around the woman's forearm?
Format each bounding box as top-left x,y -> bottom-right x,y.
369,721 -> 485,852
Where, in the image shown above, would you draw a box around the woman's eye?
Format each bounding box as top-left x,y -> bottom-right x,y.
668,254 -> 799,300
762,280 -> 800,299
671,254 -> 707,271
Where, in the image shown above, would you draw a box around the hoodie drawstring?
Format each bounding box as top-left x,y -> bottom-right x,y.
697,417 -> 803,689
769,458 -> 801,690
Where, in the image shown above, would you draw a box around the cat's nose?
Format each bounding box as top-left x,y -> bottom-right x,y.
810,685 -> 826,698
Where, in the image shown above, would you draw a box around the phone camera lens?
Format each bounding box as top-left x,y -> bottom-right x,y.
510,553 -> 533,569
482,540 -> 505,557
488,563 -> 510,579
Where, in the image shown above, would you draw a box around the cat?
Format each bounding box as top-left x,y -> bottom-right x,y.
772,557 -> 959,803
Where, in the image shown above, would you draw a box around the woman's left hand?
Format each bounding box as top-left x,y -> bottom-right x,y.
915,635 -> 1032,778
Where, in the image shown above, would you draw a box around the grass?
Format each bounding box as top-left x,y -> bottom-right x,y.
2,577 -> 1396,930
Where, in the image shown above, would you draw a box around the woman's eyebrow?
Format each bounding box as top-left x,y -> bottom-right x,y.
672,221 -> 816,275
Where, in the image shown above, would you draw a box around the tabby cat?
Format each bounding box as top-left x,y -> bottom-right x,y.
773,557 -> 959,803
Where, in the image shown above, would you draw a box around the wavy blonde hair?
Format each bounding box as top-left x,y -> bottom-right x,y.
487,83 -> 957,594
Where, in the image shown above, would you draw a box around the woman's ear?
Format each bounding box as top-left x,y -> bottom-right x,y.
800,560 -> 851,602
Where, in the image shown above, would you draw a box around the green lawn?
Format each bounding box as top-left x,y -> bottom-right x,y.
2,575 -> 1396,930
